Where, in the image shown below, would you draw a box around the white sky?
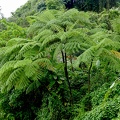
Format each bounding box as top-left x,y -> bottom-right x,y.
0,0 -> 28,18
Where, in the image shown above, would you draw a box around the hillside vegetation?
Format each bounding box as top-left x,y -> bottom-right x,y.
0,0 -> 120,120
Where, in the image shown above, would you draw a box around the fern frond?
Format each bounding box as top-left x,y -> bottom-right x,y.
46,20 -> 64,32
74,46 -> 97,68
14,59 -> 32,68
95,48 -> 120,71
24,62 -> 39,78
0,40 -> 6,47
5,44 -> 24,59
0,61 -> 16,78
26,80 -> 41,94
14,73 -> 30,90
112,16 -> 120,34
6,38 -> 30,46
38,10 -> 56,23
33,29 -> 53,42
33,51 -> 47,60
27,21 -> 45,37
90,31 -> 110,43
65,42 -> 87,54
98,38 -> 120,49
42,34 -> 60,47
101,53 -> 120,72
53,44 -> 62,61
15,42 -> 37,59
60,9 -> 79,22
6,68 -> 23,86
34,58 -> 55,72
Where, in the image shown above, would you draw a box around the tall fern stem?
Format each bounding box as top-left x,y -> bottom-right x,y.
62,50 -> 73,105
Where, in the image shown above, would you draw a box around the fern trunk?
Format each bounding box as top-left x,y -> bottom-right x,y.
87,60 -> 93,111
88,60 -> 93,93
61,50 -> 73,105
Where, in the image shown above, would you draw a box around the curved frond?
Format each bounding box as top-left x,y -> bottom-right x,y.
15,42 -> 36,59
53,44 -> 62,61
75,46 -> 97,68
0,61 -> 16,78
14,73 -> 30,90
98,38 -> 120,49
26,80 -> 41,94
24,62 -> 39,78
6,68 -> 23,86
34,58 -> 55,71
14,59 -> 32,68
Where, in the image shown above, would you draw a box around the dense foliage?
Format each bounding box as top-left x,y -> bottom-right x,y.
0,0 -> 120,120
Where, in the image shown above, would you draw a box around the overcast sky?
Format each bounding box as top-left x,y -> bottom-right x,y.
0,0 -> 28,18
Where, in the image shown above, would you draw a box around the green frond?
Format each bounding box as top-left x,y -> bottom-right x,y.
6,68 -> 23,87
6,38 -> 30,46
108,57 -> 120,72
112,16 -> 120,34
98,38 -> 119,49
26,16 -> 38,24
90,31 -> 110,43
0,69 -> 13,92
26,80 -> 41,94
53,44 -> 62,61
27,22 -> 45,37
0,61 -> 16,78
101,53 -> 120,72
46,42 -> 59,54
24,62 -> 39,78
64,42 -> 86,54
14,59 -> 32,68
5,44 -> 24,59
95,48 -> 120,72
74,46 -> 97,68
15,42 -> 36,59
42,34 -> 60,47
60,30 -> 80,43
34,58 -> 55,72
60,9 -> 79,22
38,10 -> 56,23
14,73 -> 30,90
33,51 -> 47,60
78,11 -> 91,25
46,21 -> 64,32
0,40 -> 6,47
33,29 -> 53,42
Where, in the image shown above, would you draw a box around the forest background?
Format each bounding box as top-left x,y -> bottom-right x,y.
0,0 -> 120,120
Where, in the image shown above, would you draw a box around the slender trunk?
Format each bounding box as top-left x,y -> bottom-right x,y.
64,52 -> 73,105
88,60 -> 93,93
87,60 -> 93,111
61,50 -> 65,63
61,50 -> 73,105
